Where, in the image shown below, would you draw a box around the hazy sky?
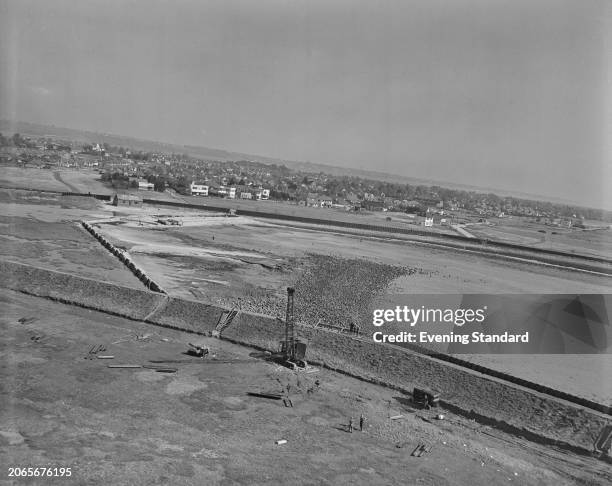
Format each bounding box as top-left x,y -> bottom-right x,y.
1,0 -> 609,208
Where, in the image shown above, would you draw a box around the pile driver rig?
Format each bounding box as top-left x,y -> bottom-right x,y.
272,287 -> 307,369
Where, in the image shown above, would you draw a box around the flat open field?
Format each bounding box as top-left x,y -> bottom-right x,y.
0,166 -> 113,195
0,167 -> 70,192
459,354 -> 612,405
0,189 -> 142,288
95,206 -> 611,303
52,169 -> 113,195
2,290 -> 609,485
467,218 -> 612,260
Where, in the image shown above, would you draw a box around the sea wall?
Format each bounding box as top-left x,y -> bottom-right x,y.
147,297 -> 226,334
81,221 -> 165,293
0,260 -> 162,321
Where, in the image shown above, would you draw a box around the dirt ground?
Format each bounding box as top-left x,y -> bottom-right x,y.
0,167 -> 111,195
2,290 -> 610,486
52,170 -> 113,195
0,167 -> 69,193
458,354 -> 612,405
0,190 -> 142,288
468,220 -> 612,260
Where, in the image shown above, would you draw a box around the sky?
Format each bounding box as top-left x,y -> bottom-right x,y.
1,0 -> 610,209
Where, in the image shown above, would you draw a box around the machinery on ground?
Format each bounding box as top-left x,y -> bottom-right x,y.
271,287 -> 308,369
187,342 -> 209,357
412,387 -> 440,409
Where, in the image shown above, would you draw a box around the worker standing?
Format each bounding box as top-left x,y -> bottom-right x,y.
348,417 -> 354,433
359,413 -> 365,431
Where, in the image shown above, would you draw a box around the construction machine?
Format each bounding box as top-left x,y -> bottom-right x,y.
271,287 -> 308,369
187,342 -> 209,358
412,387 -> 440,409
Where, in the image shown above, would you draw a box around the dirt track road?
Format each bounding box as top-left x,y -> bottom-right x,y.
53,171 -> 81,193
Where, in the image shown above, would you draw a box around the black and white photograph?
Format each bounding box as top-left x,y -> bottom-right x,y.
1,1 -> 611,484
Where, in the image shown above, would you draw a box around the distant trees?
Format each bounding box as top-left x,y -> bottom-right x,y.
145,175 -> 166,191
0,132 -> 36,148
12,133 -> 24,147
270,189 -> 291,200
101,172 -> 129,189
153,177 -> 166,192
170,176 -> 191,195
131,151 -> 150,161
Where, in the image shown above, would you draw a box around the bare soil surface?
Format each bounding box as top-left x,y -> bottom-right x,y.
95,211 -> 611,302
0,167 -> 111,195
468,219 -> 612,260
458,354 -> 612,406
0,167 -> 70,192
53,169 -> 112,195
0,190 -> 142,288
2,290 -> 610,485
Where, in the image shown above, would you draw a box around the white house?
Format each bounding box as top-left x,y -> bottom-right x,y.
138,180 -> 154,191
217,186 -> 236,199
319,196 -> 333,208
261,189 -> 270,200
190,182 -> 209,196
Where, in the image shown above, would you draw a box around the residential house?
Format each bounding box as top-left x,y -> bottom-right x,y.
423,214 -> 443,226
138,180 -> 154,191
113,194 -> 143,207
217,186 -> 236,199
305,193 -> 332,207
319,196 -> 333,208
190,182 -> 209,196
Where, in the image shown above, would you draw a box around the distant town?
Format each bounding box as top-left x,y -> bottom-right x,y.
1,131 -> 610,229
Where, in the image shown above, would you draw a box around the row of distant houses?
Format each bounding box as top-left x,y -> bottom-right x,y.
190,182 -> 270,200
